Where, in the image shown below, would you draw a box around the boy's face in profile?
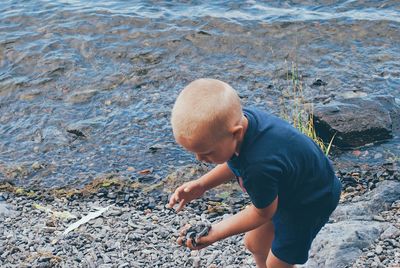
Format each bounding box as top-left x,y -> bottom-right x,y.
171,79 -> 245,164
176,130 -> 239,164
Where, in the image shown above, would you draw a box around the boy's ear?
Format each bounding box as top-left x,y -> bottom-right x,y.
230,125 -> 243,140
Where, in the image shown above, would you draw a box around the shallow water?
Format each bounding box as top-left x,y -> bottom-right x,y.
0,0 -> 399,187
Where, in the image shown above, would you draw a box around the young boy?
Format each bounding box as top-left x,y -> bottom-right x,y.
167,78 -> 341,268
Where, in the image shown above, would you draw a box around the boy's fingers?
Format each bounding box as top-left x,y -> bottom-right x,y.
186,238 -> 192,248
176,236 -> 184,246
176,199 -> 186,212
187,237 -> 200,249
166,184 -> 191,210
179,223 -> 191,236
174,189 -> 184,202
168,188 -> 182,207
167,194 -> 177,208
166,198 -> 173,208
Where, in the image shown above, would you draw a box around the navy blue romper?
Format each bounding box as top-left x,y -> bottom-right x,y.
227,107 -> 341,264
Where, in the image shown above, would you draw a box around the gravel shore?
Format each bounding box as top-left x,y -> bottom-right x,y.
0,192 -> 254,268
0,164 -> 398,268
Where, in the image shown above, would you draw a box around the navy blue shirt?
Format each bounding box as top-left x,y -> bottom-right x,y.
227,107 -> 336,210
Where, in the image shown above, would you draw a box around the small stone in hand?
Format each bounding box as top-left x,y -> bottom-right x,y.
180,221 -> 212,247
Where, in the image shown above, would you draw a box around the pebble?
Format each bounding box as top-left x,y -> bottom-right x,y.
375,245 -> 383,254
372,215 -> 385,222
31,161 -> 42,170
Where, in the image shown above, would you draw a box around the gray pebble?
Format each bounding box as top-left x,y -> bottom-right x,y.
375,245 -> 383,254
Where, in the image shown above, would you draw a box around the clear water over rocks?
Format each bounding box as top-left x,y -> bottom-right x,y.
0,0 -> 399,187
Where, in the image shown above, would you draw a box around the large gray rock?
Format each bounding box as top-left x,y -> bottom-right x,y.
300,180 -> 400,268
303,221 -> 388,268
313,95 -> 399,148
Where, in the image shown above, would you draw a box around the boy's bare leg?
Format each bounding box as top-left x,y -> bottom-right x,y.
243,221 -> 274,268
266,250 -> 295,268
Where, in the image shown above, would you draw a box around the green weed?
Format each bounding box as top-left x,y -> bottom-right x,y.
280,62 -> 335,155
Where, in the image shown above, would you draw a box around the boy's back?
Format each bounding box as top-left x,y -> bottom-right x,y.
228,107 -> 338,211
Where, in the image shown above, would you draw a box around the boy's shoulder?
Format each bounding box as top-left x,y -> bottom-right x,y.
243,107 -> 293,134
242,107 -> 297,148
240,106 -> 323,165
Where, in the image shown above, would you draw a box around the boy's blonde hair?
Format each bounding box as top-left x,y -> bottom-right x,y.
171,78 -> 243,141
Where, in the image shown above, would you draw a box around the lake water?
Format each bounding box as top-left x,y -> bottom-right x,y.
0,0 -> 399,187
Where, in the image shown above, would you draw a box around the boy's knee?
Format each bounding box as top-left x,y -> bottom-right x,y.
244,221 -> 274,255
243,232 -> 265,255
243,233 -> 257,253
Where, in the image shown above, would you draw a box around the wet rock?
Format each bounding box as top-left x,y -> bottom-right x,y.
339,90 -> 368,99
148,143 -> 167,153
42,126 -> 69,145
66,129 -> 86,138
310,78 -> 327,87
313,95 -> 399,148
66,89 -> 98,104
31,161 -> 42,170
66,117 -> 107,138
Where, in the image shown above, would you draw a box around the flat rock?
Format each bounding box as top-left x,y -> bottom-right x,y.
313,95 -> 399,148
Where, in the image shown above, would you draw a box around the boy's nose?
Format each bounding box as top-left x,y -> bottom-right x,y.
195,154 -> 208,163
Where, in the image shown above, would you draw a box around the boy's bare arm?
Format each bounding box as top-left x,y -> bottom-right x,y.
186,197 -> 278,249
167,163 -> 235,211
198,163 -> 235,191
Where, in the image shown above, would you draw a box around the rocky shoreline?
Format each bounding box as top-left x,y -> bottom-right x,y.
0,164 -> 399,268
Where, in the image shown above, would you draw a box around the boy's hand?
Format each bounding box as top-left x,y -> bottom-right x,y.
166,180 -> 205,212
177,223 -> 218,250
